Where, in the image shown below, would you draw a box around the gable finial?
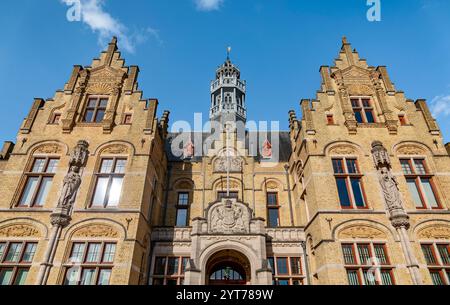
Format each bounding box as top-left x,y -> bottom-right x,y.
342,36 -> 348,45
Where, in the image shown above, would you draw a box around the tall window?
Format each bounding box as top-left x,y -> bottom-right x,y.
83,97 -> 108,123
18,157 -> 59,207
342,243 -> 395,286
400,158 -> 440,209
0,242 -> 37,285
176,193 -> 190,227
421,243 -> 450,285
92,158 -> 127,208
152,256 -> 189,285
332,158 -> 367,209
64,242 -> 116,285
351,98 -> 375,123
267,192 -> 280,228
268,256 -> 304,285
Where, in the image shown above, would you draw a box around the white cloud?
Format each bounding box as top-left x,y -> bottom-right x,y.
61,0 -> 158,53
430,95 -> 450,117
195,0 -> 224,11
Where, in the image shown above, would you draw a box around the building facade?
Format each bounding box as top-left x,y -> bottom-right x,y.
0,37 -> 449,286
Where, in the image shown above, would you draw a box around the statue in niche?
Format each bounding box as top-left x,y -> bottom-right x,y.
57,166 -> 82,208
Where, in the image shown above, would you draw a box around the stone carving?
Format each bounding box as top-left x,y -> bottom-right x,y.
35,144 -> 62,155
371,141 -> 410,229
209,199 -> 250,234
57,166 -> 82,209
417,225 -> 450,240
86,83 -> 113,95
0,225 -> 40,238
217,181 -> 240,190
70,140 -> 89,168
214,156 -> 243,173
347,84 -> 374,96
73,225 -> 119,238
329,145 -> 356,155
102,144 -> 129,155
397,145 -> 426,156
339,225 -> 385,240
266,181 -> 278,190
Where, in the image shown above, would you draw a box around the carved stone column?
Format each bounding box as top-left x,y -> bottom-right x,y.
371,141 -> 422,285
102,80 -> 124,134
37,140 -> 89,285
62,72 -> 89,133
333,71 -> 357,134
370,71 -> 398,134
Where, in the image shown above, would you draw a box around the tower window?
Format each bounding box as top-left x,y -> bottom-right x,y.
351,98 -> 375,124
83,97 -> 108,123
175,192 -> 190,227
267,192 -> 280,228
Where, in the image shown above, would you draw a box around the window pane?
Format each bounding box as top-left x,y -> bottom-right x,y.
276,258 -> 288,275
84,110 -> 94,122
374,245 -> 388,265
13,269 -> 29,285
100,159 -> 114,173
70,243 -> 86,263
22,243 -> 37,263
342,245 -> 356,265
19,177 -> 39,206
92,177 -> 109,207
0,243 -> 5,261
99,99 -> 109,108
97,269 -> 112,285
407,179 -> 424,208
5,243 -> 23,262
218,192 -> 238,200
181,257 -> 189,274
347,270 -> 360,286
267,193 -> 278,206
114,159 -> 127,174
95,110 -> 105,123
357,244 -> 371,265
176,209 -> 188,227
268,209 -> 279,228
430,271 -> 445,285
64,268 -> 79,285
88,99 -> 97,107
107,177 -> 123,207
277,279 -> 289,286
414,160 -> 427,175
380,270 -> 393,285
102,244 -> 116,263
437,245 -> 450,265
0,269 -> 13,286
290,258 -> 302,275
154,257 -> 166,275
354,110 -> 363,123
153,278 -> 164,285
268,257 -> 275,275
46,159 -> 59,173
332,159 -> 344,174
32,159 -> 46,173
351,99 -> 360,108
86,243 -> 101,263
421,179 -> 439,208
80,268 -> 96,285
362,269 -> 377,286
362,99 -> 371,108
178,193 -> 189,206
167,257 -> 180,275
346,160 -> 358,174
336,178 -> 351,207
421,245 -> 436,265
34,177 -> 53,206
365,110 -> 375,123
350,178 -> 366,208
400,160 -> 413,175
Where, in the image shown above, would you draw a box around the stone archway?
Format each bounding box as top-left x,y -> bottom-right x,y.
206,250 -> 251,285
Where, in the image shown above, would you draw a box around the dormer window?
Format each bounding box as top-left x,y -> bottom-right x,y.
351,98 -> 375,124
83,97 -> 108,123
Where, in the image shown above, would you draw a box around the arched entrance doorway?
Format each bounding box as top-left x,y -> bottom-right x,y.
206,250 -> 251,285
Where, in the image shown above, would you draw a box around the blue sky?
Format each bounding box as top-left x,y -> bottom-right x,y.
1,0 -> 450,144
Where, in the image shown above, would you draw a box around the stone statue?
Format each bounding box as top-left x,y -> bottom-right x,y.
379,168 -> 403,211
57,166 -> 82,208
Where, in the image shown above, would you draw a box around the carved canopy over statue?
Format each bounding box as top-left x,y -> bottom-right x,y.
208,199 -> 250,234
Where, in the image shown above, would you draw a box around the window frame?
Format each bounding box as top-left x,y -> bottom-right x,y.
175,192 -> 190,227
421,243 -> 450,285
91,158 -> 127,209
82,96 -> 109,124
266,192 -> 280,228
400,158 -> 441,210
341,242 -> 395,286
332,158 -> 368,210
17,157 -> 59,208
350,97 -> 376,124
151,256 -> 189,286
268,256 -> 305,285
0,241 -> 37,286
63,241 -> 117,286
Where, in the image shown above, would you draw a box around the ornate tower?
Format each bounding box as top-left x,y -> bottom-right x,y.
209,49 -> 247,126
